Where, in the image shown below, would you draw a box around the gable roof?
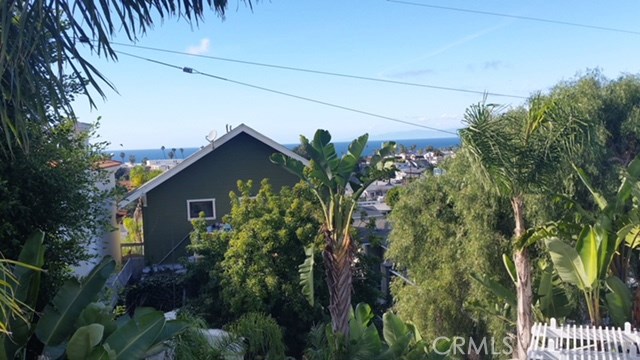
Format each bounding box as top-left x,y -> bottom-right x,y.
118,124 -> 308,208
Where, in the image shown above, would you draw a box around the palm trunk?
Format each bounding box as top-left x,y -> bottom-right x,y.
322,232 -> 353,340
512,195 -> 532,360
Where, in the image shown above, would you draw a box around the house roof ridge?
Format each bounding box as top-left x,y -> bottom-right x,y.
117,124 -> 308,209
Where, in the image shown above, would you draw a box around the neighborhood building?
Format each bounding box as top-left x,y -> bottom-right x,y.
118,124 -> 308,264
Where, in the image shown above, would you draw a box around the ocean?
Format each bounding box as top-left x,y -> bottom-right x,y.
107,137 -> 460,163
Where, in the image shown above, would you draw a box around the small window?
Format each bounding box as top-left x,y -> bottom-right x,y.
187,198 -> 216,220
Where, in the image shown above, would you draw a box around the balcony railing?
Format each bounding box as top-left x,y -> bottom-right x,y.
121,242 -> 144,259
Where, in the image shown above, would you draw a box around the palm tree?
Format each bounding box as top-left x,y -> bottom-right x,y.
119,152 -> 125,163
160,146 -> 166,159
128,154 -> 136,165
271,130 -> 395,340
1,1 -> 251,153
179,148 -> 184,159
168,150 -> 175,160
459,98 -> 592,359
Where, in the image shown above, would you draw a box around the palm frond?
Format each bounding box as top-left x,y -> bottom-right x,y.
1,0 -> 253,152
459,100 -> 517,196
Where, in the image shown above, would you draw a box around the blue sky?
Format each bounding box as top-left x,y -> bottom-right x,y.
71,1 -> 640,149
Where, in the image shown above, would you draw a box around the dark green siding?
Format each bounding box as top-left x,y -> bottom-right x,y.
143,133 -> 300,264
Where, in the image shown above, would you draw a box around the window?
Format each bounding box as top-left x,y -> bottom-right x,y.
187,198 -> 216,220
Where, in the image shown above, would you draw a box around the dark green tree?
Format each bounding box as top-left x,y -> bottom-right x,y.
387,158 -> 513,355
185,179 -> 322,355
0,120 -> 112,304
185,179 -> 383,356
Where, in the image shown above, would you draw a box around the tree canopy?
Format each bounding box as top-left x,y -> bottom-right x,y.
0,120 -> 112,303
386,72 -> 640,359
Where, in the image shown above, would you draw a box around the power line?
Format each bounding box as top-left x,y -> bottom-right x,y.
109,41 -> 526,99
387,0 -> 640,36
115,50 -> 459,135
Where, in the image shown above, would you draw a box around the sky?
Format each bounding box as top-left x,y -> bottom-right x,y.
70,1 -> 640,150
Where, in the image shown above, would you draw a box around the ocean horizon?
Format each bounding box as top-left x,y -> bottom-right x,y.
107,137 -> 460,163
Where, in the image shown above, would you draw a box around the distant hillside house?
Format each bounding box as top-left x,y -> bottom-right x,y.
118,124 -> 308,264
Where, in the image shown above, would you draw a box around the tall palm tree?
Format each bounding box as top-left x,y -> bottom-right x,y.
459,97 -> 592,359
119,152 -> 125,163
271,130 -> 395,340
1,0 -> 251,153
160,146 -> 166,159
179,148 -> 184,159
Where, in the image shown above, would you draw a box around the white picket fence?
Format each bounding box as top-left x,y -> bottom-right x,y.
528,318 -> 640,359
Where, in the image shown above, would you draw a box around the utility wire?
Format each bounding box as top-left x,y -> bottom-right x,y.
109,41 -> 526,99
387,0 -> 640,36
115,50 -> 459,135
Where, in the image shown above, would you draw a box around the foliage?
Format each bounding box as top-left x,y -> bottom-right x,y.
219,180 -> 319,318
0,231 -> 45,343
459,89 -> 596,358
227,312 -> 286,360
123,217 -> 143,244
184,179 -> 323,356
0,120 -> 112,306
544,229 -> 612,325
0,248 -> 187,359
539,156 -> 640,326
271,130 -> 396,338
172,311 -> 228,360
293,143 -> 310,159
304,303 -> 449,360
123,271 -> 185,312
129,165 -> 163,188
386,160 -> 512,356
0,0 -> 252,152
385,73 -> 640,359
384,186 -> 403,209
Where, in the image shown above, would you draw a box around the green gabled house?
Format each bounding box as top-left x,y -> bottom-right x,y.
118,124 -> 308,264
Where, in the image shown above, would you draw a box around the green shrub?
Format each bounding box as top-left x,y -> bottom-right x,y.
228,312 -> 285,360
123,271 -> 185,312
174,312 -> 227,360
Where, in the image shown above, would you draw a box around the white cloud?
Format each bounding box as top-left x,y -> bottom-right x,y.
186,38 -> 211,55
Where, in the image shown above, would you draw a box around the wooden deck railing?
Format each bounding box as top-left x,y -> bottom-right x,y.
121,242 -> 144,258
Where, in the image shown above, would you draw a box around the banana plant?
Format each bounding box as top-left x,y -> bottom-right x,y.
544,223 -> 629,326
0,231 -> 45,358
572,156 -> 640,282
1,232 -> 188,359
305,303 -> 449,360
271,130 -> 396,339
470,255 -> 574,326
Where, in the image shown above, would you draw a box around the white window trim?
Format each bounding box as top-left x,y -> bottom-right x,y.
187,198 -> 216,221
